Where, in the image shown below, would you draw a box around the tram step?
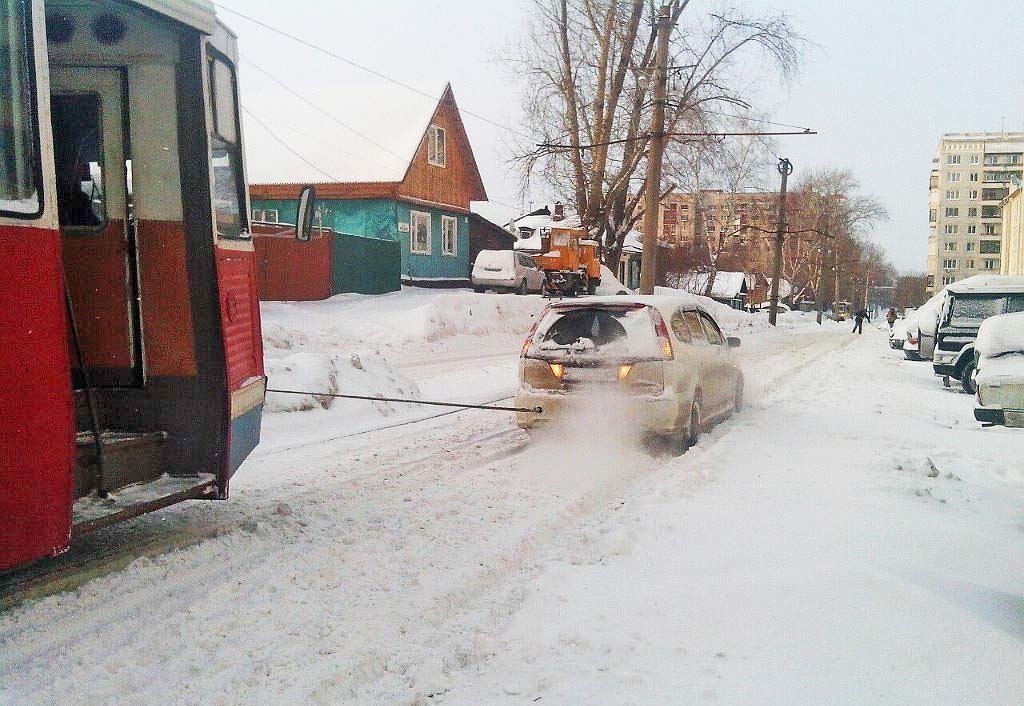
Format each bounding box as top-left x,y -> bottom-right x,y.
74,431 -> 169,499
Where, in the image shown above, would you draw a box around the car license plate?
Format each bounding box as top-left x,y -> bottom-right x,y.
563,366 -> 616,384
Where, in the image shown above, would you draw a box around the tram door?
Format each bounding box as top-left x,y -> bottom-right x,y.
51,67 -> 141,388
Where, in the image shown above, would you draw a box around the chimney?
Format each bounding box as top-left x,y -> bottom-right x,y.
552,202 -> 565,221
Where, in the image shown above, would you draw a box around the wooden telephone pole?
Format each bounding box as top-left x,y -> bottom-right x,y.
768,158 -> 793,326
639,5 -> 674,295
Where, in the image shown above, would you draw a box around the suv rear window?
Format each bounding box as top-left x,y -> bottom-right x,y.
950,295 -> 1006,325
529,306 -> 661,360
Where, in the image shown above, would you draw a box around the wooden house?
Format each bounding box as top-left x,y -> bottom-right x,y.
250,84 -> 487,290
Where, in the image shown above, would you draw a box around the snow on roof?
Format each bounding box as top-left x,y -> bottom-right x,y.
244,81 -> 453,185
677,271 -> 748,299
766,277 -> 793,299
946,274 -> 1024,294
976,312 -> 1024,358
621,230 -> 643,253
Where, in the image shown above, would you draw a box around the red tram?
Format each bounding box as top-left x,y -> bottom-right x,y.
1,0 -> 274,571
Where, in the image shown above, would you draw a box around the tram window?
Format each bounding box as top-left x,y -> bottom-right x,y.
0,0 -> 42,217
51,93 -> 106,228
208,52 -> 247,239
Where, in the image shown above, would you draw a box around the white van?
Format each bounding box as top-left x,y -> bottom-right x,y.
471,250 -> 546,294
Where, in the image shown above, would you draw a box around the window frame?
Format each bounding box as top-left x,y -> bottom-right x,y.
699,312 -> 725,346
440,214 -> 457,256
427,124 -> 446,168
0,0 -> 44,220
410,210 -> 432,255
206,47 -> 250,240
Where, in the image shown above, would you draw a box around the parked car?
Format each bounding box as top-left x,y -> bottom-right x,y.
932,275 -> 1024,393
973,312 -> 1024,428
914,288 -> 949,361
902,309 -> 923,361
890,315 -> 909,349
472,250 -> 546,294
514,296 -> 743,449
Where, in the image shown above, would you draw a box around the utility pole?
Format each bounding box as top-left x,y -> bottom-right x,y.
639,4 -> 674,295
768,158 -> 793,326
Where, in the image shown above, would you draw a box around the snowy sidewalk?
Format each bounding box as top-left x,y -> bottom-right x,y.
443,327 -> 1024,705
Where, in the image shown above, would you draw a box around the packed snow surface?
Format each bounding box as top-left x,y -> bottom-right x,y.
2,292 -> 1023,706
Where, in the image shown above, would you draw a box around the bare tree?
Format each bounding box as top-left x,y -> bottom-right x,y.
509,0 -> 802,267
786,169 -> 889,311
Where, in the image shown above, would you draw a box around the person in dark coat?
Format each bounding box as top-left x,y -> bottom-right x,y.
853,308 -> 869,334
886,307 -> 897,329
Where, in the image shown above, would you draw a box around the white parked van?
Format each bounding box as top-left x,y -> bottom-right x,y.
471,250 -> 546,294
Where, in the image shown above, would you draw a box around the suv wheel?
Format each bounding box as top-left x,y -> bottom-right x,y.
960,358 -> 977,395
686,398 -> 701,448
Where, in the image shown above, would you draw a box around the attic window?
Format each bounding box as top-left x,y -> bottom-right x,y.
427,125 -> 446,167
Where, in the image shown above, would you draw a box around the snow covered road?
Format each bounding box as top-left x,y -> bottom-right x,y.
2,308 -> 1023,705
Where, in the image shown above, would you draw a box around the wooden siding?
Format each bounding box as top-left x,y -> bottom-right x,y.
250,182 -> 400,201
398,85 -> 487,210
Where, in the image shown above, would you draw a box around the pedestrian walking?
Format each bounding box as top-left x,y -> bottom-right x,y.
853,308 -> 869,334
886,307 -> 897,329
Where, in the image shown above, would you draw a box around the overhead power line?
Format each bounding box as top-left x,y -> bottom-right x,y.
241,104 -> 342,182
244,58 -> 409,163
538,130 -> 817,151
215,3 -> 532,140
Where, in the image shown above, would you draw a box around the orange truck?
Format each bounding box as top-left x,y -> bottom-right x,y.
536,226 -> 602,296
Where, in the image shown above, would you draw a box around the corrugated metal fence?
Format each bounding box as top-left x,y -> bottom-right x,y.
252,225 -> 400,301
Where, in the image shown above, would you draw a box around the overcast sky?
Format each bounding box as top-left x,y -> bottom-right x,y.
230,0 -> 1024,273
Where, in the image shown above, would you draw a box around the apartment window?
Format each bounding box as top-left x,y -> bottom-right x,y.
942,276 -> 955,286
253,208 -> 278,223
980,240 -> 1001,254
967,226 -> 977,235
969,155 -> 980,165
984,224 -> 998,235
969,173 -> 979,182
945,207 -> 959,217
968,207 -> 978,217
966,259 -> 975,270
440,215 -> 457,256
427,125 -> 446,167
943,259 -> 958,270
947,155 -> 961,164
969,190 -> 979,199
1011,154 -> 1022,165
984,259 -> 997,270
945,190 -> 960,199
944,241 -> 957,251
948,172 -> 961,183
982,205 -> 1002,219
410,210 -> 431,254
944,225 -> 958,235
928,208 -> 937,223
982,188 -> 1008,201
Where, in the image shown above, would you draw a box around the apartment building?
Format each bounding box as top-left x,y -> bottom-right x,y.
927,132 -> 1024,291
1001,184 -> 1024,276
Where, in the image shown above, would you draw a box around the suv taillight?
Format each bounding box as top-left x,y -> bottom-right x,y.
648,308 -> 674,360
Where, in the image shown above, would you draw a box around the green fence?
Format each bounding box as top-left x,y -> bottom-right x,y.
332,232 -> 401,295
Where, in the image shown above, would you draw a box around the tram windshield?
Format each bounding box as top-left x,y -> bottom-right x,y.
0,0 -> 41,217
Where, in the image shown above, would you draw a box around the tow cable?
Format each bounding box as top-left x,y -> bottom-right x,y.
266,388 -> 543,414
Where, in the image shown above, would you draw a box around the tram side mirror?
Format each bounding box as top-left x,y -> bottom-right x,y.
295,185 -> 317,242
727,337 -> 741,348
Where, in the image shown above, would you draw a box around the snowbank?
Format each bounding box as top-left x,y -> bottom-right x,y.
653,286 -> 768,333
594,265 -> 629,295
975,311 -> 1024,358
